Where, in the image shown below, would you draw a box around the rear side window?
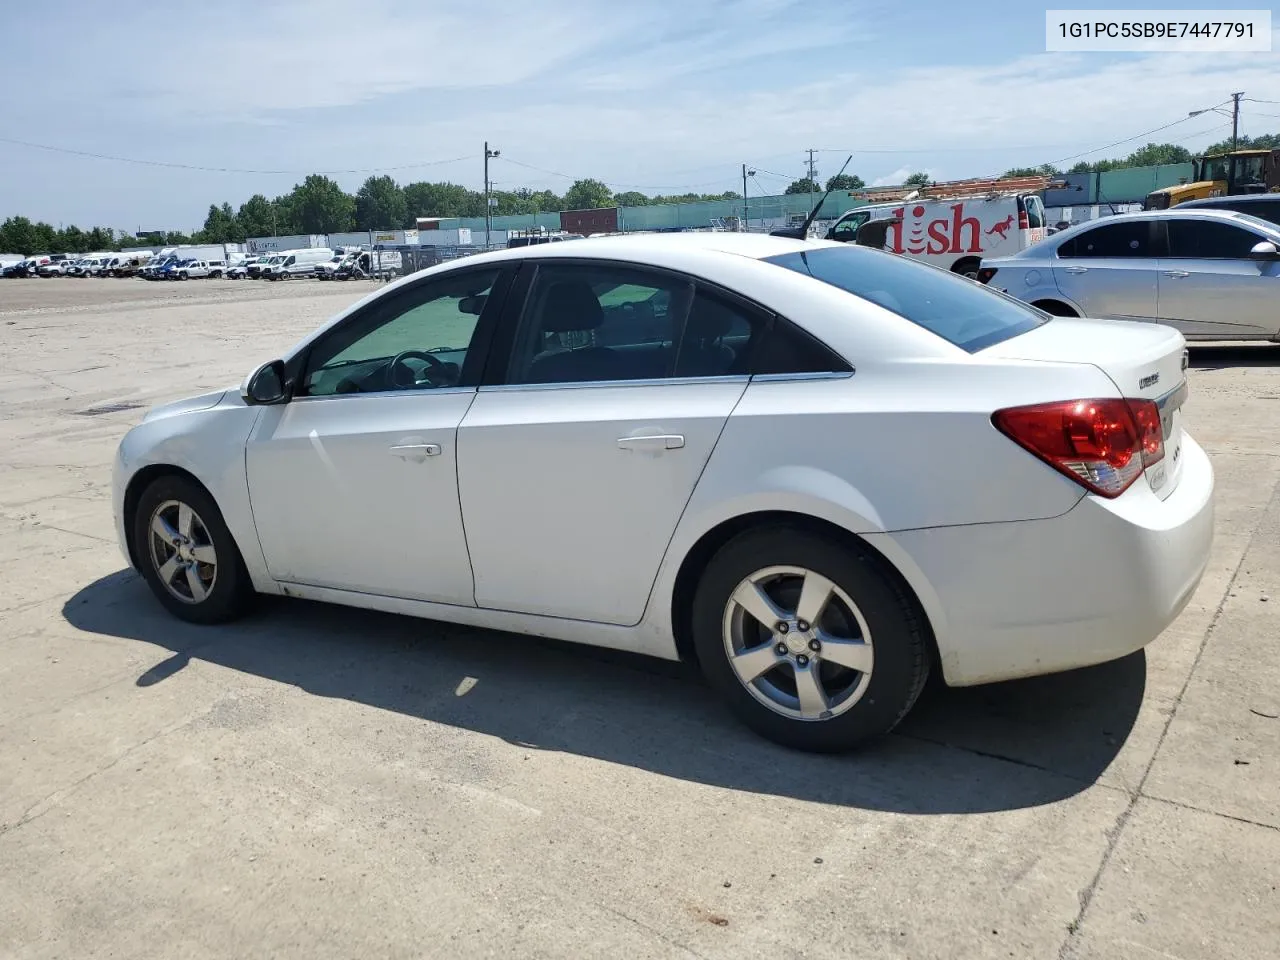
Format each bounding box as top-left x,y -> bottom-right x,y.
1058,221 -> 1152,258
763,247 -> 1045,353
1166,219 -> 1270,259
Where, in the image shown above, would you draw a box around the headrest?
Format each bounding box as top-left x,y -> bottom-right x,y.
685,299 -> 734,340
539,282 -> 604,333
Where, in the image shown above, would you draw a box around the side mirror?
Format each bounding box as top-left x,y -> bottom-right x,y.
241,359 -> 290,405
1249,240 -> 1280,260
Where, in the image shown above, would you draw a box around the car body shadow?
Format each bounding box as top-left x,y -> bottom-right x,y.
1188,343 -> 1280,371
63,571 -> 1145,816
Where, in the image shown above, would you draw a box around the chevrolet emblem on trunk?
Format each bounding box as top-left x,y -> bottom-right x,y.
1139,372 -> 1160,390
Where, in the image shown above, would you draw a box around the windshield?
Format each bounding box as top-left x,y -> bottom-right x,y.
1234,154 -> 1267,186
763,246 -> 1047,353
268,256 -> 284,264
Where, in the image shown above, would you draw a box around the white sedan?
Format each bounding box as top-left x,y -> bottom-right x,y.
112,233 -> 1214,752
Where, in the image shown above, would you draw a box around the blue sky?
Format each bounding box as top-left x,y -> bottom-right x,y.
1,0 -> 1278,232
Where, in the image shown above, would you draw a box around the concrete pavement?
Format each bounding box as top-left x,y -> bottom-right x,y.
1,279 -> 1277,959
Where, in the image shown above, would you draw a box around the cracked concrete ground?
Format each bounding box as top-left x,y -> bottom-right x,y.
1,277 -> 1277,959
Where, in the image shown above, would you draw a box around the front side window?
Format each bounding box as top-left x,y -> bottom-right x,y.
1057,221 -> 1152,258
301,268 -> 500,397
1166,219 -> 1271,259
1021,195 -> 1045,229
764,246 -> 1045,353
505,264 -> 693,384
830,211 -> 869,240
1203,156 -> 1230,182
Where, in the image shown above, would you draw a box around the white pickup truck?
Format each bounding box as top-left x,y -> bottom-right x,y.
171,259 -> 213,280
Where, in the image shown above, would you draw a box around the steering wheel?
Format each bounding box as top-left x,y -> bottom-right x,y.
389,350 -> 449,388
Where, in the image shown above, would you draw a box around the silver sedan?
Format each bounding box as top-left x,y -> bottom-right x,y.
978,209 -> 1280,341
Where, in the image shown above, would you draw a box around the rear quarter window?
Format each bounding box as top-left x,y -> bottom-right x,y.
763,247 -> 1046,353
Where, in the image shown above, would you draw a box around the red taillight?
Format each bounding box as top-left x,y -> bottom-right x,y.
976,267 -> 998,284
993,398 -> 1164,498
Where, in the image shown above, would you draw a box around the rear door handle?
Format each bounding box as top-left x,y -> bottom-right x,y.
390,443 -> 441,462
1163,270 -> 1190,279
617,434 -> 685,451
1062,265 -> 1088,274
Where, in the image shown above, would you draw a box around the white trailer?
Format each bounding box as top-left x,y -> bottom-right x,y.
173,244 -> 229,262
245,234 -> 328,254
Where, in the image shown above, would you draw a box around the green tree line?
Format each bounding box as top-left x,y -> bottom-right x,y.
0,174 -> 743,253
1004,134 -> 1280,179
9,136 -> 1277,254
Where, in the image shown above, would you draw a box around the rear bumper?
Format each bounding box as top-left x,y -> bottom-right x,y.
884,433 -> 1215,687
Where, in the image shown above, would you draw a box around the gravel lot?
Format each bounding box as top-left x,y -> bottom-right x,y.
1,277 -> 1278,959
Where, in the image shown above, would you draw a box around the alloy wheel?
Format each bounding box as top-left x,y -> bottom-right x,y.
147,499 -> 218,604
722,565 -> 874,721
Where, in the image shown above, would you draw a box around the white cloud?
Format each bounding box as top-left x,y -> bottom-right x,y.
872,167 -> 929,187
3,9 -> 1279,227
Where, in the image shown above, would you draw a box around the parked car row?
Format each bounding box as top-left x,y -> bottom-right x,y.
1,252 -> 156,278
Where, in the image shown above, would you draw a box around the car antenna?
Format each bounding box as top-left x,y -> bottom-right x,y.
770,155 -> 854,240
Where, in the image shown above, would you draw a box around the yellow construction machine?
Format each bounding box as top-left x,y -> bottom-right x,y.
1143,148 -> 1280,209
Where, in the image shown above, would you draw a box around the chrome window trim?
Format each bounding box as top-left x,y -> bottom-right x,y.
478,374 -> 751,394
472,370 -> 854,394
291,385 -> 478,403
750,371 -> 854,383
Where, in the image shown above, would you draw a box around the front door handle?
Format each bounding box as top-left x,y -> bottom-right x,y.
1062,265 -> 1088,274
1163,270 -> 1190,279
617,434 -> 685,451
390,443 -> 441,462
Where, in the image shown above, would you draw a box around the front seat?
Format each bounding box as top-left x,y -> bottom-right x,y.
526,281 -> 631,383
675,298 -> 737,377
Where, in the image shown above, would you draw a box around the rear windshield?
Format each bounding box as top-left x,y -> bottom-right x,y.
764,247 -> 1047,352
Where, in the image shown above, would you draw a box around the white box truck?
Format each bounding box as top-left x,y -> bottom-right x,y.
260,248 -> 335,280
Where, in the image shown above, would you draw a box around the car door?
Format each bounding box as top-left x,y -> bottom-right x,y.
1156,216 -> 1280,338
244,265 -> 511,604
1051,219 -> 1159,320
456,260 -> 759,626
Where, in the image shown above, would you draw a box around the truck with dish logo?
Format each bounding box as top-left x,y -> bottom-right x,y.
824,188 -> 1048,278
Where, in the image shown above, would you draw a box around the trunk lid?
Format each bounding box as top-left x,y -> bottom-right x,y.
982,317 -> 1189,499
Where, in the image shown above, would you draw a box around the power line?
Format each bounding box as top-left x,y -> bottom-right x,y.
749,166 -> 799,181
499,155 -> 733,191
812,144 -> 1075,155
0,135 -> 475,176
1044,102 -> 1232,166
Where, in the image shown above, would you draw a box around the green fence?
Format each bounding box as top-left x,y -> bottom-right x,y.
436,161 -> 1203,238
1097,162 -> 1197,204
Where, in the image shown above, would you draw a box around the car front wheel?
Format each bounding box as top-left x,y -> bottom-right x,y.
132,475 -> 255,624
691,525 -> 930,753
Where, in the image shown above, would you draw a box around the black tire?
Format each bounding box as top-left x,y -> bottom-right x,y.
691,525 -> 929,753
951,257 -> 982,279
132,474 -> 255,624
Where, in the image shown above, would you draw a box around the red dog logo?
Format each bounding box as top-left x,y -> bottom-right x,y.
986,215 -> 1015,241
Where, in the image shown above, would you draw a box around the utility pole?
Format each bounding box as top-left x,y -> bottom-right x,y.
806,149 -> 819,232
742,164 -> 755,231
1231,91 -> 1244,151
484,142 -> 500,249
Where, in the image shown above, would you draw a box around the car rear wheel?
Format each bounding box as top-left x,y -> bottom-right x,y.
1031,299 -> 1079,317
132,475 -> 255,624
952,257 -> 982,279
691,525 -> 929,752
